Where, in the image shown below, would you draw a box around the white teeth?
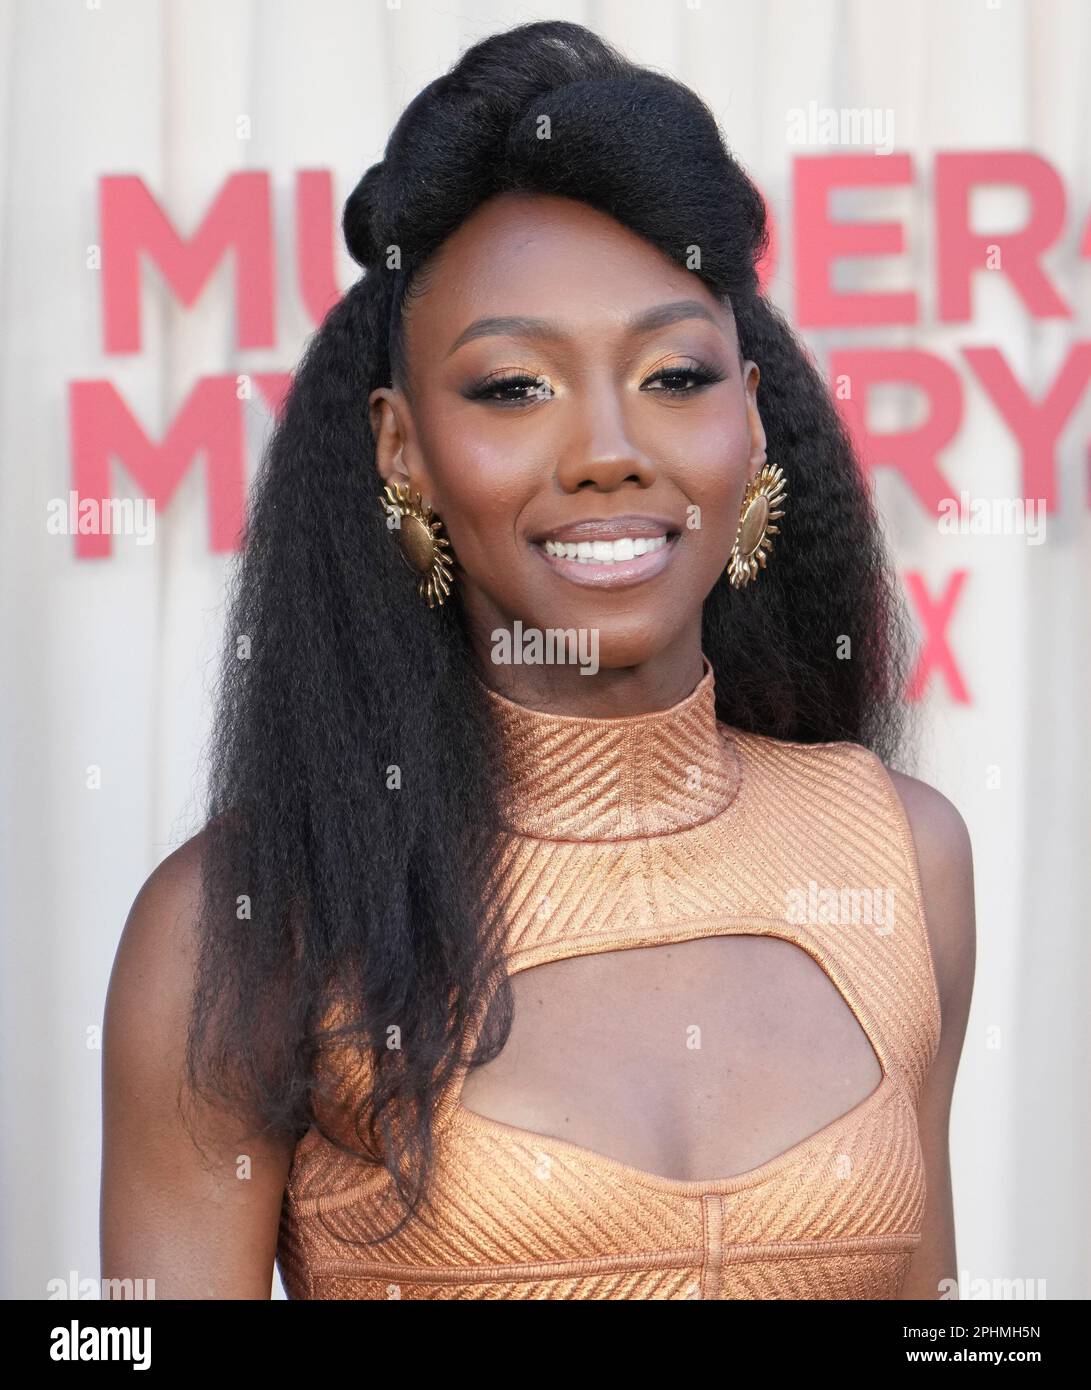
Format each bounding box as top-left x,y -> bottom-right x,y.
542,534 -> 671,563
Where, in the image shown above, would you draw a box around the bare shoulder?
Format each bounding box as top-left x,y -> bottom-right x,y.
878,768 -> 977,1297
102,825 -> 294,1298
883,768 -> 977,1033
108,829 -> 209,1009
104,829 -> 220,1134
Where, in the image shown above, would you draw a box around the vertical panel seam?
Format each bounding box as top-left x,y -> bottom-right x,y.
700,1194 -> 724,1300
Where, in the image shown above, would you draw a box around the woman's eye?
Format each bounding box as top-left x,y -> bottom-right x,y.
643,362 -> 725,394
466,373 -> 554,404
464,362 -> 723,404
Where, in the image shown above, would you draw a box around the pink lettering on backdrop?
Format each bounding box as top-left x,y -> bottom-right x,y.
830,349 -> 961,512
101,172 -> 275,352
296,170 -> 343,326
905,571 -> 971,704
794,153 -> 918,326
253,372 -> 294,421
69,377 -> 246,558
962,344 -> 1091,510
935,151 -> 1070,321
67,157 -> 1091,705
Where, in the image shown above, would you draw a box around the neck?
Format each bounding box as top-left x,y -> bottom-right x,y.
477,650 -> 741,842
468,625 -> 706,720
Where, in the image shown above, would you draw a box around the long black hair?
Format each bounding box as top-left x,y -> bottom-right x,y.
186,19 -> 918,1244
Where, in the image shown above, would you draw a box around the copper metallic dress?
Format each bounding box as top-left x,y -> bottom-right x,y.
276,654 -> 941,1299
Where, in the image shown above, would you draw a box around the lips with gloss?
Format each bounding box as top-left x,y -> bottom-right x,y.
530,520 -> 681,589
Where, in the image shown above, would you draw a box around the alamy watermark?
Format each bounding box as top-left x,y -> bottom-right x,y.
491,622 -> 600,675
46,492 -> 156,544
46,1269 -> 156,1300
786,101 -> 895,155
939,1270 -> 1048,1300
785,880 -> 895,932
49,1321 -> 151,1369
937,492 -> 1046,544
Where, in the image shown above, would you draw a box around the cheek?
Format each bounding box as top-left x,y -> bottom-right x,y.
655,402 -> 753,540
412,415 -> 537,568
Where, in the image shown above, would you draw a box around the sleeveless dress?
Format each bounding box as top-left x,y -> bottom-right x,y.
276,653 -> 941,1300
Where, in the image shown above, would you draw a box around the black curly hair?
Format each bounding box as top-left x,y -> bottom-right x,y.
186,19 -> 918,1245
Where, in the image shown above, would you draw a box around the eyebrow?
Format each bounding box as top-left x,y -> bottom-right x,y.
446,299 -> 723,356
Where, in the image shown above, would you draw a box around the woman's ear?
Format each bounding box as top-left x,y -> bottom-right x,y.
368,387 -> 410,488
368,388 -> 440,514
742,361 -> 767,482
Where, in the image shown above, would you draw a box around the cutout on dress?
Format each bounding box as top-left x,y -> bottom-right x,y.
457,935 -> 885,1183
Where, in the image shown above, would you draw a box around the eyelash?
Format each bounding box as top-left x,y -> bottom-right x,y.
464,361 -> 725,405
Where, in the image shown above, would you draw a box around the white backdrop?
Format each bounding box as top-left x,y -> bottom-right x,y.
1,0 -> 1087,1300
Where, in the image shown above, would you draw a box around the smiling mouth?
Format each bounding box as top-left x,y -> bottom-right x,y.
530,529 -> 682,588
539,534 -> 673,565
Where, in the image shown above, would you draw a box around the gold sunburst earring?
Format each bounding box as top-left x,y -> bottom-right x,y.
378,481 -> 455,608
727,462 -> 787,589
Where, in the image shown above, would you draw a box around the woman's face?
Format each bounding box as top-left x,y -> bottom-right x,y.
370,192 -> 766,674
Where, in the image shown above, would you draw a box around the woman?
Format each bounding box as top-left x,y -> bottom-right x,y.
100,19 -> 975,1300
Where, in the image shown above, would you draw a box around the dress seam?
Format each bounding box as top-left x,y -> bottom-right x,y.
305,1231 -> 921,1287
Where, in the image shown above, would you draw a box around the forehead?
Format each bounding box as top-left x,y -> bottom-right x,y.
402,192 -> 736,355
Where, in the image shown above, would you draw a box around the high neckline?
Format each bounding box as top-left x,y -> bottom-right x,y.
477,653 -> 742,842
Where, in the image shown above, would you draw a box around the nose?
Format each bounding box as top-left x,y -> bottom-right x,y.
555,378 -> 656,492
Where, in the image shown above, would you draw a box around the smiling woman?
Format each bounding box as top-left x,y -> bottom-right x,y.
101,18 -> 975,1302
371,197 -> 767,641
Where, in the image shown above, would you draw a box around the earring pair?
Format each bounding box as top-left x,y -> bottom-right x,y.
378,462 -> 787,607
